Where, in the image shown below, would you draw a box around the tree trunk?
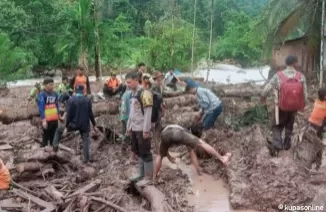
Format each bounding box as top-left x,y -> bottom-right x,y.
94,0 -> 102,82
206,0 -> 214,82
16,162 -> 47,173
1,101 -> 120,124
16,148 -> 72,163
190,0 -> 197,77
133,184 -> 173,212
164,95 -> 196,109
162,112 -> 197,128
170,0 -> 175,67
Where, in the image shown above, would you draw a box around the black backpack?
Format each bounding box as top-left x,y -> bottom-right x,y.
131,89 -> 163,123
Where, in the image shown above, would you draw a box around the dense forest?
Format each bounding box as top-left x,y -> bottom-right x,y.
0,0 -> 269,80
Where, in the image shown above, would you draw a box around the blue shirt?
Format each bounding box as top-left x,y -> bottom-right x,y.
120,90 -> 132,121
196,87 -> 221,115
38,90 -> 59,121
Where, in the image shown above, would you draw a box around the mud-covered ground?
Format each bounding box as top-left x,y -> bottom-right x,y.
1,83 -> 326,212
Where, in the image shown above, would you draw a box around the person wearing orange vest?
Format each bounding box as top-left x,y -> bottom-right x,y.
70,66 -> 91,96
308,88 -> 326,138
38,78 -> 59,148
293,88 -> 326,170
0,158 -> 11,190
103,72 -> 122,97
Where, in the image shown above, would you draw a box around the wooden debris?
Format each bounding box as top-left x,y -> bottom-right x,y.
65,179 -> 102,199
133,184 -> 172,212
12,188 -> 55,211
0,100 -> 119,124
45,185 -> 64,202
91,197 -> 128,212
0,198 -> 23,209
16,148 -> 72,163
0,144 -> 13,150
16,162 -> 47,173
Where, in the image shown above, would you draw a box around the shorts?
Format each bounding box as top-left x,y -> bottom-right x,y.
159,127 -> 200,157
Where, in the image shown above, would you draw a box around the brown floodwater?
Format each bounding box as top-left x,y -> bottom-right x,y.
162,153 -> 258,212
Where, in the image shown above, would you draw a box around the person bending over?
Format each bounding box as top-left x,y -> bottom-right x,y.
153,124 -> 231,182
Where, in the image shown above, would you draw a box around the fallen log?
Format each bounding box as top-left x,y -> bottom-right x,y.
45,185 -> 64,202
89,132 -> 105,161
131,183 -> 172,212
162,112 -> 196,128
16,162 -> 47,173
164,95 -> 196,109
0,101 -> 119,124
16,148 -> 72,163
7,95 -> 196,125
211,84 -> 262,98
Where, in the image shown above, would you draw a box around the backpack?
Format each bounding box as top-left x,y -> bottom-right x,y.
131,89 -> 163,123
278,71 -> 304,111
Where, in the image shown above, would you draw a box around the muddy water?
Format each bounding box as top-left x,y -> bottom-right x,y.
161,154 -> 257,212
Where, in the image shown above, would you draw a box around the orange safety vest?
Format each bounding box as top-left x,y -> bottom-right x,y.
309,99 -> 326,127
0,159 -> 10,190
106,78 -> 120,88
74,75 -> 88,95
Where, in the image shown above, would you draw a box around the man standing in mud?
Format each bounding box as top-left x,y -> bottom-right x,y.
66,85 -> 97,164
70,66 -> 91,97
185,79 -> 223,130
126,72 -> 154,186
261,55 -> 307,154
38,78 -> 59,148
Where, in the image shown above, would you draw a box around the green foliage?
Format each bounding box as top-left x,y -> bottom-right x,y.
0,0 -> 268,81
212,11 -> 263,65
0,33 -> 37,81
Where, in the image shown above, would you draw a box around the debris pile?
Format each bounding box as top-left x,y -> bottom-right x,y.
0,83 -> 325,212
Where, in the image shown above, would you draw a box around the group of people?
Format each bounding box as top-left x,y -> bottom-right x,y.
29,66 -> 96,163
25,62 -> 232,188
4,55 -> 324,191
117,63 -> 231,186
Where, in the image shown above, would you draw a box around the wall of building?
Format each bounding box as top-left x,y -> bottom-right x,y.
272,38 -> 315,73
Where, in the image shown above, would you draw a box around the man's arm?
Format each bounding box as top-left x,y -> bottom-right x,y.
69,76 -> 76,90
55,93 -> 60,113
88,99 -> 96,127
86,76 -> 91,94
38,93 -> 45,120
66,99 -> 74,128
261,73 -> 278,98
141,90 -> 153,132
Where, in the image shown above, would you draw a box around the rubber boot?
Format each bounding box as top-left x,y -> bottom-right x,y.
136,160 -> 153,187
129,158 -> 144,182
283,137 -> 291,151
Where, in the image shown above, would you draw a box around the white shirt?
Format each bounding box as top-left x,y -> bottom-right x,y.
164,72 -> 175,84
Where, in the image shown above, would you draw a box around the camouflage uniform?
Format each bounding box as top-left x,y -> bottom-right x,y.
262,67 -> 307,150
127,85 -> 153,183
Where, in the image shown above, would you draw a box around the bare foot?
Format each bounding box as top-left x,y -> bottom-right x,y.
221,152 -> 232,165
